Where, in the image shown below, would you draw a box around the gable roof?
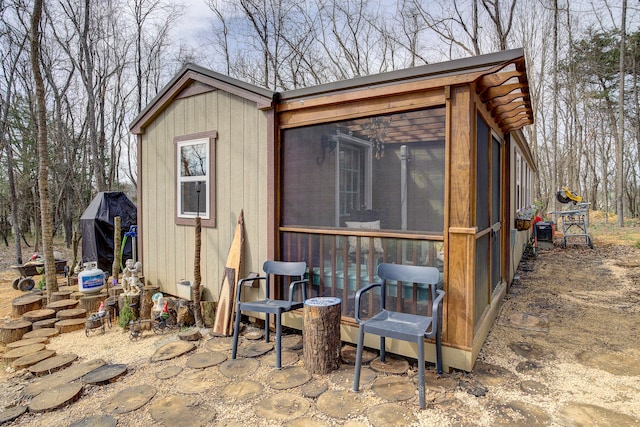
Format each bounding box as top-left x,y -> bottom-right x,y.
130,63 -> 275,135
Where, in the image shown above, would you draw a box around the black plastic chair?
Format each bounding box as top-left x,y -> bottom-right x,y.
231,261 -> 308,369
352,263 -> 445,409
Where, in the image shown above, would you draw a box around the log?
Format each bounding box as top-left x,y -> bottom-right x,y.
12,349 -> 56,370
55,318 -> 87,334
22,328 -> 59,340
12,294 -> 43,318
32,318 -> 59,330
70,291 -> 85,300
46,298 -> 79,313
22,308 -> 56,323
140,285 -> 160,320
2,343 -> 46,364
303,297 -> 342,375
79,294 -> 106,314
0,320 -> 33,344
50,290 -> 73,302
108,285 -> 124,297
200,301 -> 216,328
118,294 -> 140,317
56,308 -> 87,321
178,329 -> 202,341
176,305 -> 194,326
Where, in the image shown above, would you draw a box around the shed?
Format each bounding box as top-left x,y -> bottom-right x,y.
80,191 -> 137,272
130,48 -> 536,371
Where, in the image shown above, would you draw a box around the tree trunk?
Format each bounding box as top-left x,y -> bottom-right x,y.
303,298 -> 342,375
30,0 -> 58,297
112,216 -> 121,282
616,0 -> 627,227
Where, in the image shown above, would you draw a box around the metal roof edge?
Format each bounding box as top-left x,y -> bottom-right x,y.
279,48 -> 525,101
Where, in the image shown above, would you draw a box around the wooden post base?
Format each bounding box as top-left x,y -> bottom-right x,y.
303,297 -> 342,375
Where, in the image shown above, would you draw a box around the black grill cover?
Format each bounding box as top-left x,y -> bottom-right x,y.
80,192 -> 137,273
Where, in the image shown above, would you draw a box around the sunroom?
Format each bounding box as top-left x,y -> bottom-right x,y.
275,48 -> 533,371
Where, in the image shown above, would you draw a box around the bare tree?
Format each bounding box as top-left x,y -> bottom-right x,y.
616,0 -> 627,226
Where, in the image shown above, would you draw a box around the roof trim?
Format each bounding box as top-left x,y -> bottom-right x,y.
279,48 -> 526,101
130,63 -> 275,135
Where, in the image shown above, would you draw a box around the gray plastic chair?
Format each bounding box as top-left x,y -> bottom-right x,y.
352,263 -> 445,409
231,260 -> 308,369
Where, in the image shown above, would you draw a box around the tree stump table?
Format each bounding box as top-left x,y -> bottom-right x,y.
303,297 -> 342,374
22,308 -> 56,323
46,298 -> 79,313
50,291 -> 73,302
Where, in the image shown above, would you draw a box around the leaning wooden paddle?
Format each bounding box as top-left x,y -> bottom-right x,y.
212,211 -> 245,336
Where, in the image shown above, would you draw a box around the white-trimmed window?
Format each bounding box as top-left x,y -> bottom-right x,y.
175,131 -> 217,227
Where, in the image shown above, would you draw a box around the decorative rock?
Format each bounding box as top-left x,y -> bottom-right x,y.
29,353 -> 79,376
370,356 -> 410,374
149,395 -> 216,426
22,328 -> 58,340
255,393 -> 310,421
185,351 -> 227,369
28,382 -> 83,413
12,349 -> 56,370
0,406 -> 27,424
370,376 -> 415,402
101,385 -> 156,414
55,318 -> 87,334
367,403 -> 418,427
22,308 -> 56,323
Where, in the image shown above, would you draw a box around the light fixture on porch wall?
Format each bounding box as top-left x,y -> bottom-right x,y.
316,134 -> 337,165
364,116 -> 391,159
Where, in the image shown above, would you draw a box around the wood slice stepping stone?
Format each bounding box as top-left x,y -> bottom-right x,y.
28,382 -> 83,413
12,294 -> 43,317
268,366 -> 312,390
83,364 -> 128,385
56,308 -> 87,320
176,370 -> 224,394
492,401 -> 552,426
301,379 -> 328,398
236,341 -> 273,358
255,393 -> 310,421
68,414 -> 117,427
29,353 -> 79,376
101,384 -> 156,414
367,402 -> 418,427
204,337 -> 234,352
370,356 -> 410,374
46,298 -> 79,312
520,380 -> 549,395
219,358 -> 259,379
557,402 -> 639,427
5,337 -> 49,349
282,334 -> 303,351
2,343 -> 46,363
22,327 -> 59,340
12,349 -> 56,370
50,290 -> 73,302
70,291 -> 85,300
262,350 -> 299,368
23,358 -> 106,397
472,361 -> 513,386
150,341 -> 196,362
0,320 -> 32,344
0,406 -> 27,424
22,308 -> 56,323
55,318 -> 87,334
178,329 -> 202,341
576,351 -> 640,376
149,395 -> 216,426
285,418 -> 330,427
316,390 -> 365,419
330,365 -> 376,388
156,365 -> 183,380
341,344 -> 377,365
221,380 -> 264,403
423,370 -> 458,392
32,318 -> 58,329
185,351 -> 227,368
371,376 -> 414,402
243,329 -> 264,340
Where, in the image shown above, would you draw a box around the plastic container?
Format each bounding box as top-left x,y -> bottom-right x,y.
78,262 -> 105,294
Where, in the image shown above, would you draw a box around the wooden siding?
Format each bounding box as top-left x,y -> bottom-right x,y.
140,90 -> 269,299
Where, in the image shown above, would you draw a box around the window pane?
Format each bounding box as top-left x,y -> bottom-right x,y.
181,143 -> 207,177
181,181 -> 206,215
281,107 -> 445,233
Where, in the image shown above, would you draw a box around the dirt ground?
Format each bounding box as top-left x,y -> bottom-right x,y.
0,224 -> 640,426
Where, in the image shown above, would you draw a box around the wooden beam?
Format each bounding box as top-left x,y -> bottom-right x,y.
488,92 -> 530,108
482,83 -> 527,102
492,100 -> 527,116
476,70 -> 523,94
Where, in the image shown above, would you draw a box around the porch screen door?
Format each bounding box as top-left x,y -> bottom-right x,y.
490,134 -> 502,292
